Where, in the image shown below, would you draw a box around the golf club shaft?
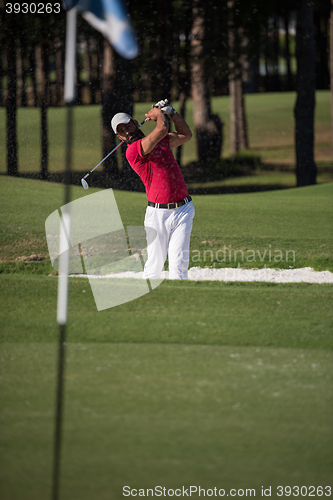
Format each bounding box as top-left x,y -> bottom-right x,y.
83,141 -> 124,180
82,117 -> 148,181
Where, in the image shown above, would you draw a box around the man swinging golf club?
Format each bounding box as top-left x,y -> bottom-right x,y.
111,100 -> 195,280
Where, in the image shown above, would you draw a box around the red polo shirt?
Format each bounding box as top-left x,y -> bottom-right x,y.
126,135 -> 189,204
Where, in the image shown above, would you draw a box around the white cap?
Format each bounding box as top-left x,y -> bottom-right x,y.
111,113 -> 133,134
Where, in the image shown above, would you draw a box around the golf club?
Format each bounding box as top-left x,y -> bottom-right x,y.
81,117 -> 148,189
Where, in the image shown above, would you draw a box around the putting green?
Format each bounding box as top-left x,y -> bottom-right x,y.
1,343 -> 332,500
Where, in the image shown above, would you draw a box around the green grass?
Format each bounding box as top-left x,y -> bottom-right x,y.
0,177 -> 332,500
189,182 -> 333,271
188,169 -> 333,191
1,276 -> 333,349
166,90 -> 331,167
0,177 -> 332,271
0,91 -> 331,176
1,342 -> 332,500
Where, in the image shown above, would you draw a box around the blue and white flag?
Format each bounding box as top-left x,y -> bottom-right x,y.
63,0 -> 139,60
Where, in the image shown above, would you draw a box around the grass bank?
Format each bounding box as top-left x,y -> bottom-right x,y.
0,177 -> 332,271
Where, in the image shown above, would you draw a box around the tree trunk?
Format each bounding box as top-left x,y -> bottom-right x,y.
102,40 -> 118,181
315,11 -> 330,89
17,45 -> 27,107
89,45 -> 98,105
19,27 -> 29,107
228,0 -> 248,154
28,49 -> 38,107
97,38 -> 103,103
76,39 -> 83,105
0,50 -> 3,107
272,15 -> 280,91
6,14 -> 18,176
264,24 -> 270,91
330,0 -> 333,146
191,0 -> 222,165
283,11 -> 293,91
229,78 -> 239,154
238,81 -> 248,150
151,0 -> 173,102
176,93 -> 187,166
176,2 -> 192,166
294,0 -> 317,186
115,55 -> 136,190
38,35 -> 49,180
41,101 -> 48,179
87,44 -> 93,105
16,46 -> 23,106
83,39 -> 91,105
148,0 -> 173,102
55,37 -> 63,106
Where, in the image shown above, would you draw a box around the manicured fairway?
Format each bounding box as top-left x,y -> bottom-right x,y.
0,177 -> 332,271
1,342 -> 332,500
1,276 -> 333,349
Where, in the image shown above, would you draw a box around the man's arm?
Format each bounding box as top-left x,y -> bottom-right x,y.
140,107 -> 169,156
168,111 -> 192,149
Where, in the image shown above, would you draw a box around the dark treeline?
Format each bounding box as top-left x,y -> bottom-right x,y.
0,0 -> 330,187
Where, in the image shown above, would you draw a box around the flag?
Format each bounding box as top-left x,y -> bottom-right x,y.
63,0 -> 139,59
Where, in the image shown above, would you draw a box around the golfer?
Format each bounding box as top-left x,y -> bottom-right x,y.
111,100 -> 195,280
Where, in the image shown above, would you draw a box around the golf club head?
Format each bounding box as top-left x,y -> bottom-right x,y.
81,178 -> 89,190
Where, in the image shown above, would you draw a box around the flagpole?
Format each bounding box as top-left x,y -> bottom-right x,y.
52,7 -> 77,500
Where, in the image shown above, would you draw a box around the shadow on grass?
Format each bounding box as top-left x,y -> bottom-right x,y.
1,171 -> 296,195
1,171 -> 144,192
187,184 -> 292,195
5,146 -> 322,196
1,154 -> 267,192
251,144 -> 295,152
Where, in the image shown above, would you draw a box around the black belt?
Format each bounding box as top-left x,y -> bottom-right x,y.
148,196 -> 192,210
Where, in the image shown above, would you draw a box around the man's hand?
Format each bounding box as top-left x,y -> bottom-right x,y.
153,99 -> 174,116
145,106 -> 168,124
141,107 -> 169,156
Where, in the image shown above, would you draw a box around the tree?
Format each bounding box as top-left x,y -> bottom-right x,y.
151,0 -> 174,102
101,40 -> 119,182
190,0 -> 223,165
39,20 -> 49,179
6,12 -> 18,176
54,35 -> 64,106
294,0 -> 317,186
228,0 -> 249,155
28,42 -> 38,107
0,48 -> 3,107
115,54 -> 137,190
175,0 -> 192,166
282,8 -> 293,90
314,1 -> 330,90
330,0 -> 333,143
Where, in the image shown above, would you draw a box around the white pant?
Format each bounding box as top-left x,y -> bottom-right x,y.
143,201 -> 195,280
